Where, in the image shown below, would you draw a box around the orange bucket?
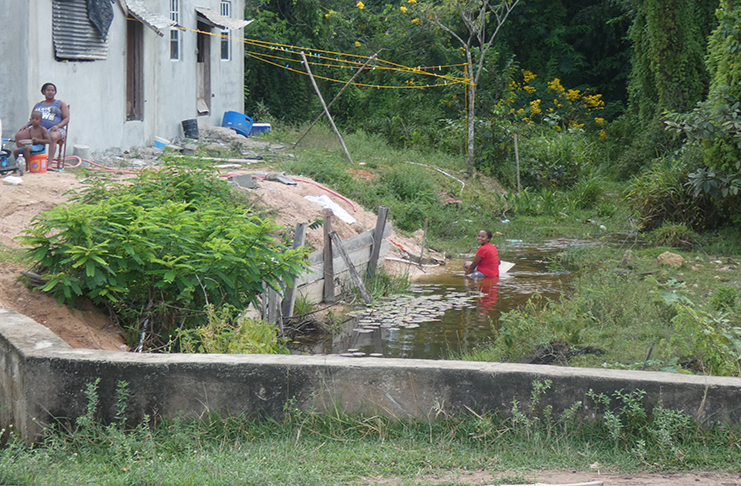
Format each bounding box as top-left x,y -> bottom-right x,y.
29,153 -> 47,173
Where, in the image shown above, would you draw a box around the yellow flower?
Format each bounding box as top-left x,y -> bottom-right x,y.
594,117 -> 605,126
584,94 -> 605,109
521,69 -> 536,83
547,78 -> 565,93
412,18 -> 421,25
400,6 -> 408,12
523,85 -> 536,94
530,99 -> 542,115
566,89 -> 581,102
408,0 -> 417,3
599,130 -> 607,141
355,41 -> 361,47
356,1 -> 364,9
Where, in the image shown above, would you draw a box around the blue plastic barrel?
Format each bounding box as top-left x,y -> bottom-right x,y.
222,111 -> 254,137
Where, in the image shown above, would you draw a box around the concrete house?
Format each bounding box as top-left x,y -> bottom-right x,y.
0,0 -> 249,154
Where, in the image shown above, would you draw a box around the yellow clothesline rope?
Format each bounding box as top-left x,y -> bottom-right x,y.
170,25 -> 474,88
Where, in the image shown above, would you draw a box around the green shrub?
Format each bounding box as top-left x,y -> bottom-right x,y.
624,148 -> 715,231
645,223 -> 698,248
19,159 -> 309,346
177,305 -> 289,354
519,131 -> 596,188
382,166 -> 436,202
669,303 -> 741,376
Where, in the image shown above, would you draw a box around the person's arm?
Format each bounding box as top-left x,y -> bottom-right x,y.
465,255 -> 483,275
50,101 -> 70,132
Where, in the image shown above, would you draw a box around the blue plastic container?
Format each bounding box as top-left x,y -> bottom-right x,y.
250,123 -> 272,136
222,111 -> 254,137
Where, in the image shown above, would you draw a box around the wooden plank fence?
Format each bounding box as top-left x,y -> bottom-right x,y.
262,206 -> 392,325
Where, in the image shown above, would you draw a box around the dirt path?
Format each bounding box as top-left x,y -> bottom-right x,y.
371,470 -> 741,485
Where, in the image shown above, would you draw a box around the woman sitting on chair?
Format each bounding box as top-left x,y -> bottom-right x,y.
16,83 -> 69,161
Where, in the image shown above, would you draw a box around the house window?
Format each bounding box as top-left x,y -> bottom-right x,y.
52,0 -> 108,60
170,0 -> 181,60
220,1 -> 231,61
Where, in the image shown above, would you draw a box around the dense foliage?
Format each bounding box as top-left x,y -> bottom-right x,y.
242,0 -> 741,229
19,160 -> 308,347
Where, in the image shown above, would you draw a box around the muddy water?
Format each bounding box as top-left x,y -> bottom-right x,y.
293,241 -> 577,360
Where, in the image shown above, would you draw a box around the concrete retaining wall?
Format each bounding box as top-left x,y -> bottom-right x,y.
2,308 -> 741,444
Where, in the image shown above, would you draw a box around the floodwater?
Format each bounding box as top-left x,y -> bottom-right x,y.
293,240 -> 580,360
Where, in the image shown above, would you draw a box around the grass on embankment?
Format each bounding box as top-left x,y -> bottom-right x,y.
464,241 -> 741,375
261,123 -> 636,256
2,380 -> 740,485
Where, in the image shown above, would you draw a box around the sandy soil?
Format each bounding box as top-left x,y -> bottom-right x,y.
371,470 -> 741,485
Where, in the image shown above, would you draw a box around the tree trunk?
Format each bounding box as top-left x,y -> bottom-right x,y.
466,50 -> 475,178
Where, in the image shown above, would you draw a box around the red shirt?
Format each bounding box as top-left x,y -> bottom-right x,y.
475,242 -> 499,277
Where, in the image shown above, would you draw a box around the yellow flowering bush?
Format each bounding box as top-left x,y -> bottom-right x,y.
400,6 -> 408,13
496,70 -> 607,135
356,1 -> 364,9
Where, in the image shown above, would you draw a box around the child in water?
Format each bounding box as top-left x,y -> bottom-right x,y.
14,111 -> 49,171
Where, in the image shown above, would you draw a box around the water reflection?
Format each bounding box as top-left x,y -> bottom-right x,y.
293,241 -> 574,360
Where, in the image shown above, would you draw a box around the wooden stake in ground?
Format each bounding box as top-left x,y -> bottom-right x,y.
367,205 -> 389,278
514,133 -> 521,195
420,218 -> 428,265
323,209 -> 335,303
301,52 -> 354,165
329,232 -> 373,305
295,52 -> 378,149
282,222 -> 307,320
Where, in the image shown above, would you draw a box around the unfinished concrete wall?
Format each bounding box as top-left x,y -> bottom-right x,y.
0,0 -> 246,152
2,308 -> 741,444
0,2 -> 31,141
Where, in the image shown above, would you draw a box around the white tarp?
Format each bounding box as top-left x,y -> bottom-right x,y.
304,195 -> 356,225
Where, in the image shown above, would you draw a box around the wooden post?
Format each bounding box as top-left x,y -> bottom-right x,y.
267,287 -> 281,331
514,133 -> 521,195
295,52 -> 378,149
300,51 -> 354,165
366,206 -> 389,278
323,209 -> 335,303
282,222 -> 307,320
329,232 -> 373,305
419,218 -> 429,264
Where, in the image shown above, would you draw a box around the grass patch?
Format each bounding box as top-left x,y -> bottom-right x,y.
0,244 -> 23,265
464,244 -> 741,375
2,380 -> 739,485
275,123 -> 636,258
